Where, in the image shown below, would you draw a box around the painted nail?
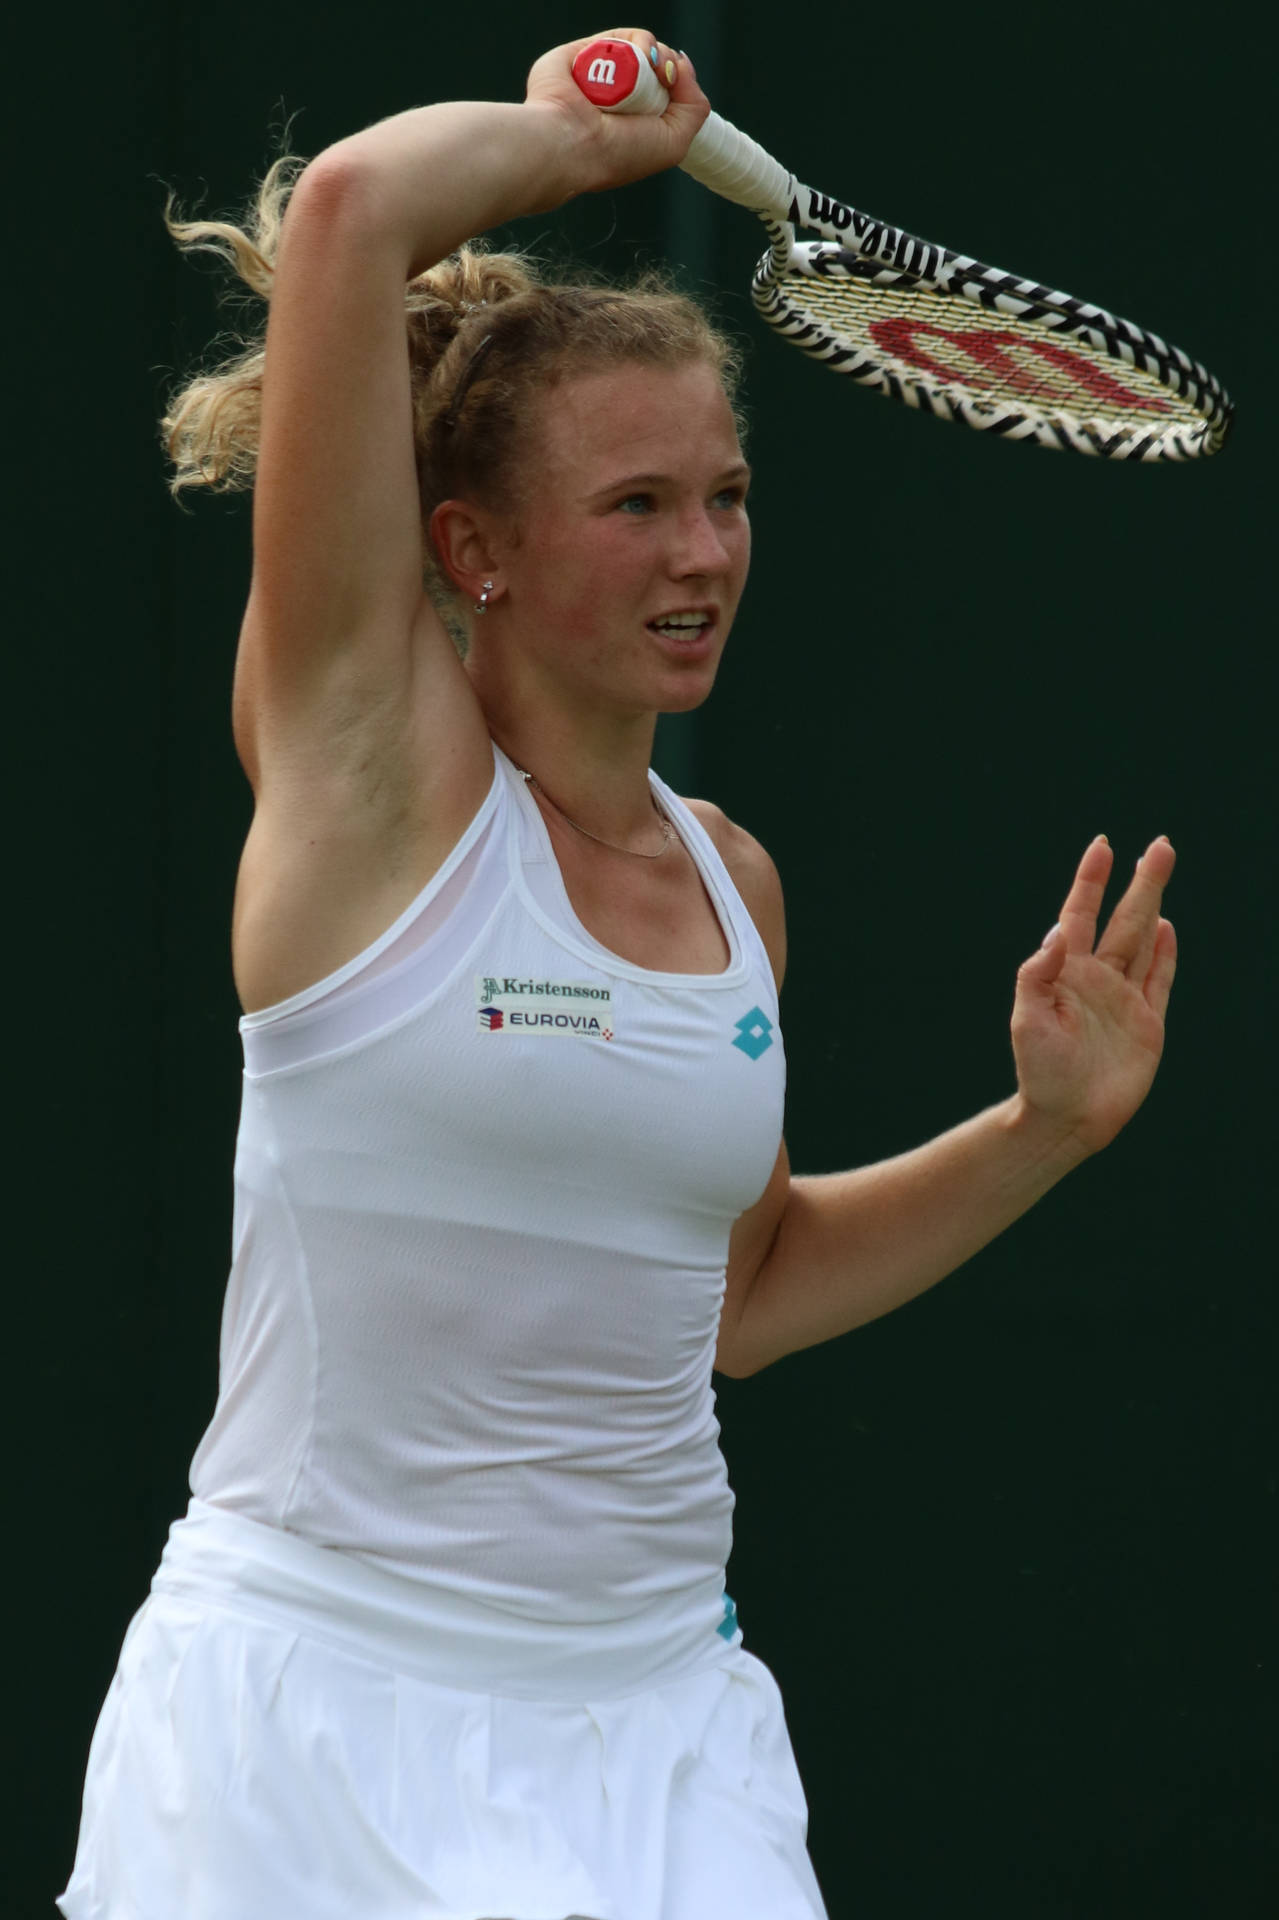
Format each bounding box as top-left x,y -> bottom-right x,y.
649,44 -> 659,67
665,58 -> 676,83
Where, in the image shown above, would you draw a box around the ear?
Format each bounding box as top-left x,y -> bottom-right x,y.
430,499 -> 508,606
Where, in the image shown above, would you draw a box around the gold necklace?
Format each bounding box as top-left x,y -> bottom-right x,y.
521,770 -> 674,860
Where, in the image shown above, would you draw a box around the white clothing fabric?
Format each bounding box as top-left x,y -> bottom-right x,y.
60,744 -> 827,1917
59,1502 -> 828,1919
190,745 -> 786,1622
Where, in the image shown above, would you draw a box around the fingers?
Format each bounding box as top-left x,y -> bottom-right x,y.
533,29 -> 707,183
607,31 -> 704,112
1046,833 -> 1178,1012
1096,835 -> 1176,982
1145,918 -> 1178,1022
1018,922 -> 1069,990
1057,833 -> 1114,955
638,32 -> 682,92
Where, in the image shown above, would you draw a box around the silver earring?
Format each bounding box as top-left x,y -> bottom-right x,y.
474,579 -> 494,614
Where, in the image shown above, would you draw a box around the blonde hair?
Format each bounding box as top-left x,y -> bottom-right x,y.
160,147 -> 745,566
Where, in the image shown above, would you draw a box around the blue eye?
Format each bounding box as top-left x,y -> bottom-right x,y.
713,486 -> 748,510
617,494 -> 654,514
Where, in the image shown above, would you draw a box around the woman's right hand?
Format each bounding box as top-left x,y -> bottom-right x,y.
524,30 -> 711,200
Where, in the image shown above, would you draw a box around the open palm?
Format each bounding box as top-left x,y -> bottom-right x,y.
1011,835 -> 1177,1155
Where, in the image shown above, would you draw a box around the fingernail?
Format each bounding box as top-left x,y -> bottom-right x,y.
649,45 -> 659,67
665,58 -> 676,83
1042,923 -> 1060,948
1099,833 -> 1110,845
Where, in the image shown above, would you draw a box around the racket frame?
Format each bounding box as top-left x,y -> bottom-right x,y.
572,37 -> 1232,460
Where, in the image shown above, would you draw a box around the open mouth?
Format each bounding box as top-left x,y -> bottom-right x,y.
646,611 -> 715,643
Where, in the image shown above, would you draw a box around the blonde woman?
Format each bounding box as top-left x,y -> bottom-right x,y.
60,28 -> 1176,1920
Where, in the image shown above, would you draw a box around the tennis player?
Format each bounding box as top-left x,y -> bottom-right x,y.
59,30 -> 1176,1920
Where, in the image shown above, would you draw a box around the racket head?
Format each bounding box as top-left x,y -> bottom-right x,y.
755,225 -> 1231,460
566,38 -> 1232,459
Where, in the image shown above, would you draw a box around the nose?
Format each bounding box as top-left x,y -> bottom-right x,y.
669,505 -> 734,578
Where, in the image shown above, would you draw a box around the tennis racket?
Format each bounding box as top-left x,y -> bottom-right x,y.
572,38 -> 1232,462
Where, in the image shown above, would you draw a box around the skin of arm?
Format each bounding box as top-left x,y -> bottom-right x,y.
307,36 -> 709,279
290,38 -> 1178,1385
709,826 -> 1177,1379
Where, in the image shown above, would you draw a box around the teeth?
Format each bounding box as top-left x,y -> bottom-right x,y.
653,613 -> 710,631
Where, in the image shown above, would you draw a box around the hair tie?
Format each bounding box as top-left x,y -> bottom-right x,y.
441,332 -> 495,432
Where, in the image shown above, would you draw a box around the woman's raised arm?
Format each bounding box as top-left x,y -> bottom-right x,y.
236,35 -> 705,789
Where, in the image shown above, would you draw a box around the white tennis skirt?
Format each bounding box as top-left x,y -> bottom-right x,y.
59,1502 -> 829,1919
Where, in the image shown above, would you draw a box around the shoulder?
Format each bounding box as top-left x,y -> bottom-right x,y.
684,798 -> 787,990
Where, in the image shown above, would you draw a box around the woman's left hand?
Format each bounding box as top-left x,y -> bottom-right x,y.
1011,834 -> 1178,1155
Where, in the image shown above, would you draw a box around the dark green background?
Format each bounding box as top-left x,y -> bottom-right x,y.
17,2 -> 1274,1914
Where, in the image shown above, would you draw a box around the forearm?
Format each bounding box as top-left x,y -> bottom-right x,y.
312,99 -> 589,278
732,1096 -> 1092,1376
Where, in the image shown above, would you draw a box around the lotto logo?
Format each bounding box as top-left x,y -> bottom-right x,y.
732,1007 -> 774,1060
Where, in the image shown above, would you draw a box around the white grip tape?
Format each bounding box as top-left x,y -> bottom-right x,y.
681,113 -> 793,219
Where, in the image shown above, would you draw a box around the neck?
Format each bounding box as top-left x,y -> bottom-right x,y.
477,680 -> 664,848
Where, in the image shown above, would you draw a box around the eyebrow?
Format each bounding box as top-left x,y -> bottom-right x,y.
582,461 -> 753,502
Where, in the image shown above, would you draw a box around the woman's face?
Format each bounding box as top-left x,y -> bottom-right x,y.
483,357 -> 751,718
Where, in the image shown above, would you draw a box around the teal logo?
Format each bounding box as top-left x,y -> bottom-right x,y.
732,1007 -> 774,1060
717,1593 -> 739,1640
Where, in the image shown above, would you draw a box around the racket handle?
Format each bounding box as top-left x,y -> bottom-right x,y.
570,37 -> 794,220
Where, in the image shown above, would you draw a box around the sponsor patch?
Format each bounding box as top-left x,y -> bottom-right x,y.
476,975 -> 614,1040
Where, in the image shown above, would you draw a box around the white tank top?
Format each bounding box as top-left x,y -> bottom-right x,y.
190,744 -> 786,1626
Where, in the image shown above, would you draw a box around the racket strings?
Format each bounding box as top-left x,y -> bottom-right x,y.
752,227 -> 1231,460
792,273 -> 1179,422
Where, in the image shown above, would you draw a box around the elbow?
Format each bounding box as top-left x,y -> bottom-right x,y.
286,147 -> 390,239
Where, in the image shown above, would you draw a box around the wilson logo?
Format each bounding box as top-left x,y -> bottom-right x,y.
800,199 -> 952,282
868,316 -> 1171,415
807,190 -> 853,232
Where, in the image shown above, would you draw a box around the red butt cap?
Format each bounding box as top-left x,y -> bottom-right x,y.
571,38 -> 642,108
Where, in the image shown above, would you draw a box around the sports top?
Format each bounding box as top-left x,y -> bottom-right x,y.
190,744 -> 786,1628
